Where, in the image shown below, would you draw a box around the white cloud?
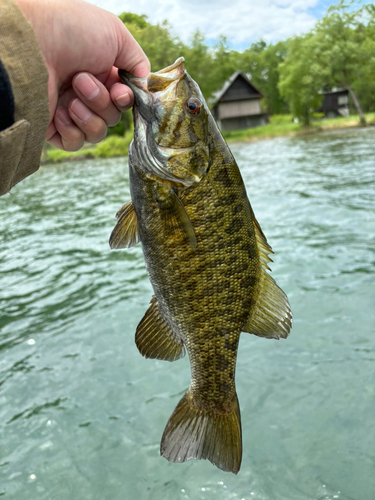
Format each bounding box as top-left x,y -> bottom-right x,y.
86,0 -> 325,47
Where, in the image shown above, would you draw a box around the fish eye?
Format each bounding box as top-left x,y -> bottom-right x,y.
186,98 -> 201,115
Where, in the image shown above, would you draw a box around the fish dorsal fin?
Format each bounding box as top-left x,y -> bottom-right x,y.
242,217 -> 292,339
171,193 -> 197,249
136,296 -> 186,362
109,201 -> 140,249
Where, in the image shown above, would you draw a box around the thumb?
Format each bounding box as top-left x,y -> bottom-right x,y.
114,19 -> 150,77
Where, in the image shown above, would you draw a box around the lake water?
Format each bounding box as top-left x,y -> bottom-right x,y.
1,128 -> 374,500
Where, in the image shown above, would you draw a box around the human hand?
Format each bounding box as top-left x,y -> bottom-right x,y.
15,0 -> 150,151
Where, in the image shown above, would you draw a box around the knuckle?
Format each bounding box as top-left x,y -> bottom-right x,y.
62,129 -> 85,151
63,139 -> 84,152
91,98 -> 108,112
90,121 -> 106,138
89,128 -> 107,144
108,111 -> 122,127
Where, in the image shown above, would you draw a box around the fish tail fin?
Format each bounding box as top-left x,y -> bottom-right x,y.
160,392 -> 242,474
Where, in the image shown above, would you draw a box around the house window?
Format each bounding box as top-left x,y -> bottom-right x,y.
338,95 -> 348,105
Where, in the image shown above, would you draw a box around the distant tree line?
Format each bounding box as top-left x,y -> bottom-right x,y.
110,1 -> 374,133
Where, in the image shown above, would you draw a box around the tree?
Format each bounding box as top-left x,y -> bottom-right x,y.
350,4 -> 375,112
314,1 -> 369,124
184,34 -> 240,102
239,40 -> 289,115
278,33 -> 329,125
120,13 -> 184,72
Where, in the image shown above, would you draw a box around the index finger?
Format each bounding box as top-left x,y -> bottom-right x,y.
114,18 -> 150,77
100,67 -> 135,111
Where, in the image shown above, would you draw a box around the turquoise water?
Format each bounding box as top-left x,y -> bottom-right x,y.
1,128 -> 374,500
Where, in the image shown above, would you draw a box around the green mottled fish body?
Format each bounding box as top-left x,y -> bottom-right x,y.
110,58 -> 292,474
130,133 -> 256,409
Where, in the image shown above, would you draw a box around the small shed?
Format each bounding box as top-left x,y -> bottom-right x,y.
318,88 -> 349,118
212,72 -> 268,132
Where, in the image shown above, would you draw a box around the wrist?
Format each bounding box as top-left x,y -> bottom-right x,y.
13,0 -> 38,27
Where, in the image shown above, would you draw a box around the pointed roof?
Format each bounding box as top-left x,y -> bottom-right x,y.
212,72 -> 263,105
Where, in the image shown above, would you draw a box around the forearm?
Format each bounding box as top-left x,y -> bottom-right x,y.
0,0 -> 49,196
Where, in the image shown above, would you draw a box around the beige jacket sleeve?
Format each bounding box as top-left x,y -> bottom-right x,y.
0,0 -> 50,196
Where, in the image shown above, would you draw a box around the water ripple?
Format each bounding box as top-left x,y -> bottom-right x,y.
1,131 -> 375,499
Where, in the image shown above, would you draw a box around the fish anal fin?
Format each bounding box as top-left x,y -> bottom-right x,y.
161,392 -> 242,474
136,296 -> 185,362
115,201 -> 131,220
243,272 -> 292,339
243,216 -> 292,340
109,201 -> 140,249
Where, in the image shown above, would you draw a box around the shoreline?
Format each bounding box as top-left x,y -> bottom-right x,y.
41,113 -> 375,165
226,123 -> 375,146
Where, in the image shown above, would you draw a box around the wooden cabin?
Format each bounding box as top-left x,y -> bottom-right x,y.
318,89 -> 349,118
212,72 -> 268,131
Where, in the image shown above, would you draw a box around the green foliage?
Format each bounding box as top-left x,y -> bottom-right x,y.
351,35 -> 375,111
184,34 -> 240,102
118,12 -> 150,29
278,1 -> 375,124
42,133 -> 133,164
315,2 -> 366,87
121,13 -> 183,72
279,33 -> 328,125
94,132 -> 133,158
240,40 -> 289,114
351,5 -> 375,112
311,1 -> 372,123
107,110 -> 132,137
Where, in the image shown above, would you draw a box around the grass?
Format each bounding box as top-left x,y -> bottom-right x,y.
41,113 -> 375,164
222,113 -> 375,143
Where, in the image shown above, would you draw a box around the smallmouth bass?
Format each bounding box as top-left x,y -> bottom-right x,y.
110,58 -> 292,474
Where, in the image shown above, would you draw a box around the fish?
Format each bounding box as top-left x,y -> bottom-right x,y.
110,57 -> 292,474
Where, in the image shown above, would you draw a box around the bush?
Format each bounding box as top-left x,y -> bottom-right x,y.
42,130 -> 134,164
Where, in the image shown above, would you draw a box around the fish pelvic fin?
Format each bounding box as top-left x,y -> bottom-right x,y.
242,215 -> 292,339
136,296 -> 186,362
109,201 -> 140,249
160,391 -> 242,474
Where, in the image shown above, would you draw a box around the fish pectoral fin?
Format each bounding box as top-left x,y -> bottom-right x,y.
242,215 -> 292,339
163,193 -> 197,250
135,296 -> 186,362
109,201 -> 140,249
161,391 -> 242,474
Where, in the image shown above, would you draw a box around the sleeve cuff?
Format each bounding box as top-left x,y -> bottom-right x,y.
0,0 -> 50,195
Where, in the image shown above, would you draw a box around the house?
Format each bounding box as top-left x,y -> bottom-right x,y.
318,88 -> 349,118
212,72 -> 268,132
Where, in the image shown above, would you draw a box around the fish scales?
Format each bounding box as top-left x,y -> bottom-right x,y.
130,147 -> 257,410
110,57 -> 292,474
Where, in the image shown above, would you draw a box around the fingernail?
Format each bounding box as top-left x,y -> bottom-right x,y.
71,99 -> 92,123
116,93 -> 131,108
74,73 -> 100,100
56,107 -> 72,125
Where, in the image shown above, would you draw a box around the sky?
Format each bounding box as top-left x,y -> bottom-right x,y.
86,0 -> 349,50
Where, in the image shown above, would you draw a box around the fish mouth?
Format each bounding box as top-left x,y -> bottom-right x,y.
119,58 -> 199,187
119,57 -> 185,102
